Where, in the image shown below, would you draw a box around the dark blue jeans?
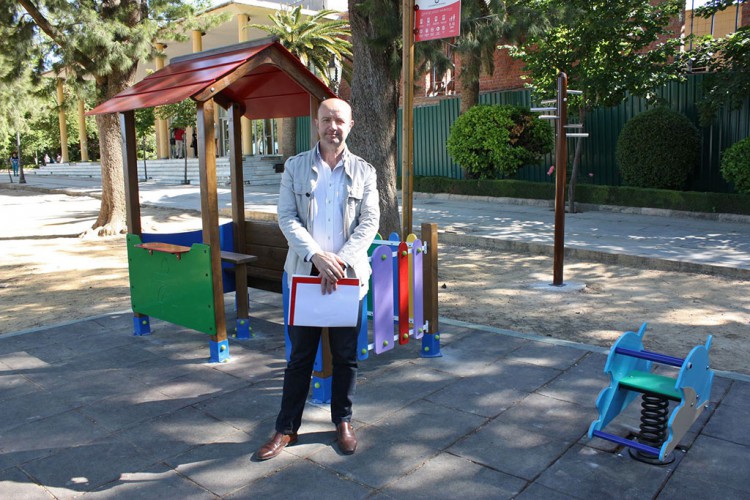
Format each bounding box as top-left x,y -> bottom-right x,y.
275,299 -> 363,435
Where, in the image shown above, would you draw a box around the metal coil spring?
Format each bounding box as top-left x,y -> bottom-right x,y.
638,394 -> 670,448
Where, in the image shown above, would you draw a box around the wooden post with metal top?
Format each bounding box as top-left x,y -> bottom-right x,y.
553,72 -> 568,286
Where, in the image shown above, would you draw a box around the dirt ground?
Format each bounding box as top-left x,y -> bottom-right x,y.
2,187 -> 748,375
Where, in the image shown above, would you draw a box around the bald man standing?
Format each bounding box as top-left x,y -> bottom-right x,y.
256,98 -> 380,460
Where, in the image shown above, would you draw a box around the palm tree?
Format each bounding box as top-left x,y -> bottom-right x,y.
251,6 -> 352,158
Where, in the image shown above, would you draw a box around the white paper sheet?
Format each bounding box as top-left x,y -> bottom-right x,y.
289,275 -> 360,327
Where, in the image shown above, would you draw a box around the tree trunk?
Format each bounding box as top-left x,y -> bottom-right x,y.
86,69 -> 136,236
458,72 -> 480,115
347,1 -> 401,236
566,108 -> 587,214
280,116 -> 297,159
458,53 -> 481,115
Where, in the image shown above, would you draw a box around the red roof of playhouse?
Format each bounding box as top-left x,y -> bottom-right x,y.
89,39 -> 335,119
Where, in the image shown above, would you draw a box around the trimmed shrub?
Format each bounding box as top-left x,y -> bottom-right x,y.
446,105 -> 553,179
615,108 -> 700,190
720,136 -> 750,194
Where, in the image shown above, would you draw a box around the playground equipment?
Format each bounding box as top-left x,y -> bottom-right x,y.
530,72 -> 588,286
129,222 -> 256,340
90,39 -> 442,369
282,227 -> 442,404
89,40 -> 338,363
588,323 -> 714,464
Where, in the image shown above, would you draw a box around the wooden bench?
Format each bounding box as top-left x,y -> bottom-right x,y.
240,219 -> 288,294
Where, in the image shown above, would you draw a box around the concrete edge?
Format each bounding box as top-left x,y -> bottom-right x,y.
414,191 -> 750,224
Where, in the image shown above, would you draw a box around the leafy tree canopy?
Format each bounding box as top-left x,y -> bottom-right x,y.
509,0 -> 686,110
688,0 -> 750,124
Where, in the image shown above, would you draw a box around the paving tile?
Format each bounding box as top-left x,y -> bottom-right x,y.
194,379 -> 286,434
448,420 -> 575,480
703,410 -> 745,447
716,379 -> 750,412
0,466 -> 53,499
659,434 -> 750,497
380,452 -> 526,499
502,340 -> 587,370
37,368 -> 142,407
0,410 -> 110,464
19,434 -> 156,496
0,350 -> 52,372
354,366 -> 454,425
307,423 -> 441,489
535,443 -> 673,498
153,367 -> 247,403
0,371 -> 42,401
536,353 -> 608,406
426,332 -> 527,378
84,463 -> 216,499
516,482 -> 583,499
0,390 -> 79,434
116,406 -> 242,462
166,427 -> 288,497
226,458 -> 374,499
499,393 -> 595,442
368,399 -> 487,450
425,362 -> 561,418
77,385 -> 198,433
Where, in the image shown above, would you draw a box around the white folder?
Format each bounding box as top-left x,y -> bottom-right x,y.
289,275 -> 360,327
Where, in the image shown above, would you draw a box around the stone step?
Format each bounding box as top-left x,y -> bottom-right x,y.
29,157 -> 282,187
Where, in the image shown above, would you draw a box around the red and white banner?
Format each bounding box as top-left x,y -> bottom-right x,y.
415,0 -> 461,42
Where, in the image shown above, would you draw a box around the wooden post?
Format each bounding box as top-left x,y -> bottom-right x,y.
310,94 -> 321,148
422,222 -> 439,334
56,78 -> 69,163
197,99 -> 228,345
119,110 -> 141,235
228,103 -> 249,321
401,0 -> 415,239
78,100 -> 89,162
552,73 -> 568,286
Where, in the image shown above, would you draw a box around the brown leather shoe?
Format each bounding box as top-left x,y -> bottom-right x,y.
255,432 -> 298,461
337,422 -> 357,455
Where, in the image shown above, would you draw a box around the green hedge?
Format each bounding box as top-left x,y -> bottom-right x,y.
412,177 -> 750,216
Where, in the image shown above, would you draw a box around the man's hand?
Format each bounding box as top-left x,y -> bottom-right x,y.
311,252 -> 346,294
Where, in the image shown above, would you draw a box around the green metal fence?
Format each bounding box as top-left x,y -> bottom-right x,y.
299,74 -> 750,192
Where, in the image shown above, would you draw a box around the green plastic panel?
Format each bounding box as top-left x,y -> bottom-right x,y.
619,370 -> 682,401
126,234 -> 217,335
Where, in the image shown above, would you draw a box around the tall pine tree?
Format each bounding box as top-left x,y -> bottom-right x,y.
1,0 -> 210,235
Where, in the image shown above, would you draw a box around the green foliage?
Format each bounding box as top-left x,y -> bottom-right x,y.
250,6 -> 351,85
452,0 -> 565,110
720,136 -> 750,194
511,0 -> 686,110
446,105 -> 553,179
412,176 -> 750,216
155,100 -> 196,129
615,108 -> 700,190
689,25 -> 750,125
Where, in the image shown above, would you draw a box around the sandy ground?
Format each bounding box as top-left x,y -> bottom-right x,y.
2,188 -> 749,375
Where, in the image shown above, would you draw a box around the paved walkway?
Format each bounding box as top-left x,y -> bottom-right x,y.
1,174 -> 749,498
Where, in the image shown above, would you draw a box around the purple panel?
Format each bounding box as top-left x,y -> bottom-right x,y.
412,239 -> 424,339
372,245 -> 395,355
